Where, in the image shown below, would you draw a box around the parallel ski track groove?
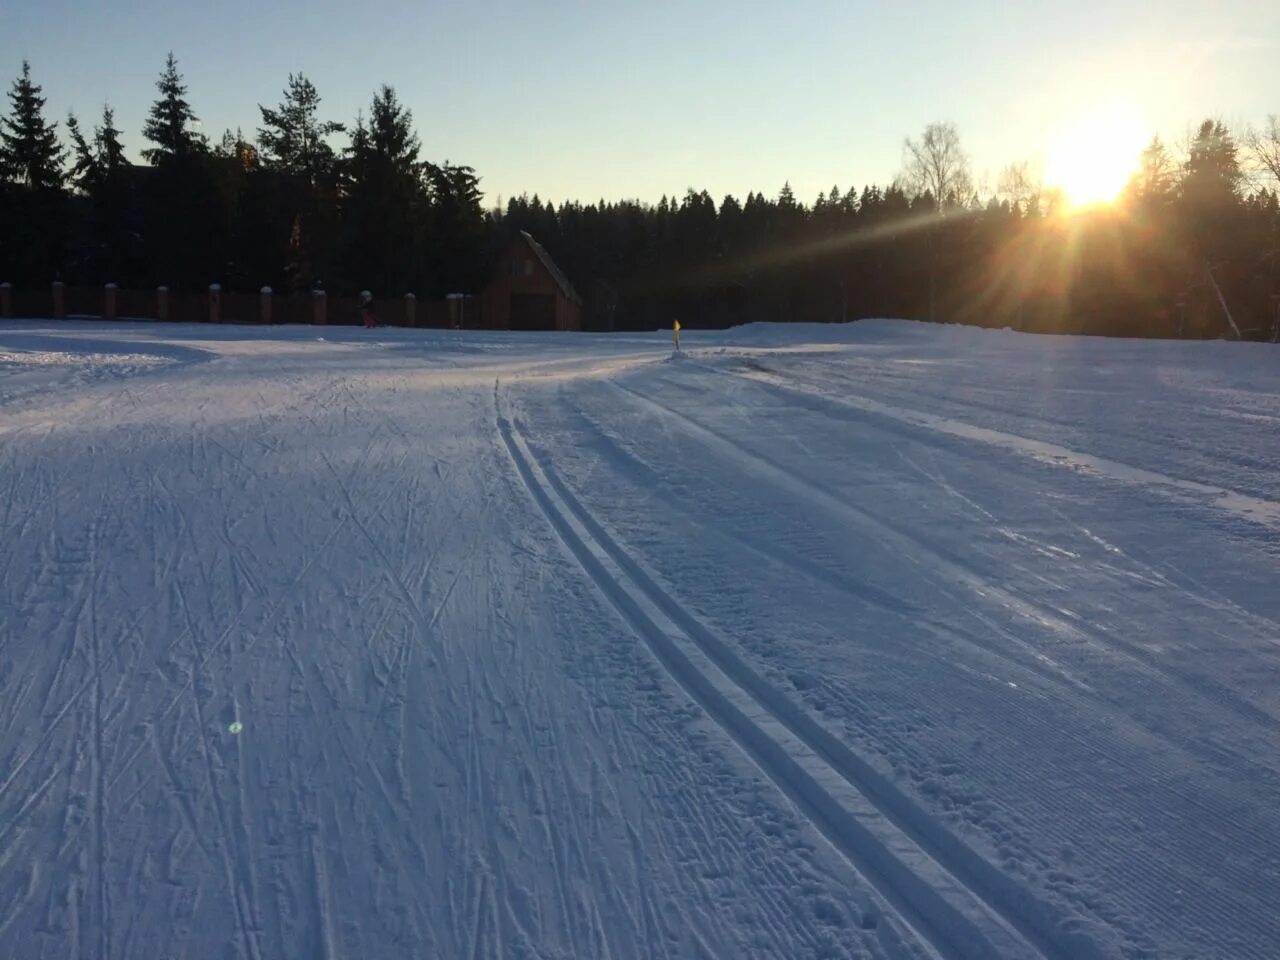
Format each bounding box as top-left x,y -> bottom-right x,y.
609,374 -> 1280,954
496,382 -> 1084,960
567,399 -> 1280,797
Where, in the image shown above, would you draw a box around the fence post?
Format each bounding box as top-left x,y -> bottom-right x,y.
312,289 -> 326,325
260,286 -> 273,325
104,283 -> 118,321
208,284 -> 221,324
157,286 -> 169,322
405,292 -> 416,327
0,283 -> 10,319
52,281 -> 65,319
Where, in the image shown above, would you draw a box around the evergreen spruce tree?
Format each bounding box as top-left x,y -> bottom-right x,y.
0,61 -> 65,191
257,74 -> 344,183
1180,119 -> 1247,332
142,54 -> 205,163
425,161 -> 488,293
1183,120 -> 1242,208
341,86 -> 428,295
367,85 -> 420,175
67,105 -> 135,280
0,61 -> 67,281
67,105 -> 127,193
65,112 -> 94,186
139,55 -> 226,287
1129,136 -> 1177,203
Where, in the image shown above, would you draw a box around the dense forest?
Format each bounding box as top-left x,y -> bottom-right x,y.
2,56 -> 1277,338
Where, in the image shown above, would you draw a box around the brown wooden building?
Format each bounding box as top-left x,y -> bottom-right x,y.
480,231 -> 581,331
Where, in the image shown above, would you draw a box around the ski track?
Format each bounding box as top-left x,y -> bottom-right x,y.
0,320 -> 1276,959
499,386 -> 1062,960
608,377 -> 1280,735
554,399 -> 1280,790
565,378 -> 1274,957
723,360 -> 1280,531
765,353 -> 1280,505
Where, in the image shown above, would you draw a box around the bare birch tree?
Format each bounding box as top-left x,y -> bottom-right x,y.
902,122 -> 972,211
1244,115 -> 1280,186
902,122 -> 971,321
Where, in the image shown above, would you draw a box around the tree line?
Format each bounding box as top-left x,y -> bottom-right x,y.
0,57 -> 489,300
2,57 -> 1277,338
507,122 -> 1279,338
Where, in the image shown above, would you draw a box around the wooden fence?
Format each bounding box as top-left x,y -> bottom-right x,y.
0,282 -> 485,329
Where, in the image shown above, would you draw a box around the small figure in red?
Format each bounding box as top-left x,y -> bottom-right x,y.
360,291 -> 380,328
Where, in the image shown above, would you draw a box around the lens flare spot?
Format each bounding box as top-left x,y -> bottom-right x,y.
1045,103 -> 1148,211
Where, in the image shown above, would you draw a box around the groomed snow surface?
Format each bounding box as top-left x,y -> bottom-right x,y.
1,319 -> 1277,960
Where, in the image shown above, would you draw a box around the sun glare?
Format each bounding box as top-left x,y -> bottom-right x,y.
1044,103 -> 1148,211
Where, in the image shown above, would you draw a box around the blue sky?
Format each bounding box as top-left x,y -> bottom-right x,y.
3,0 -> 1276,206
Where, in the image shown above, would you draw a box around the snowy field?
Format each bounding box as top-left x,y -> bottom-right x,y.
1,318 -> 1277,960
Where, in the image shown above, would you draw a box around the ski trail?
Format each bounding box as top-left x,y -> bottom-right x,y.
497,381 -> 1086,960
895,447 -> 1280,710
610,379 -> 1278,732
174,581 -> 263,960
725,363 -> 1280,531
0,529 -> 101,813
1046,501 -> 1280,638
468,874 -> 489,960
307,822 -> 338,960
88,508 -> 109,960
608,381 -> 1083,639
318,450 -> 436,642
104,512 -> 351,796
147,724 -> 215,864
567,404 -> 915,617
278,617 -> 417,960
562,403 -> 1280,784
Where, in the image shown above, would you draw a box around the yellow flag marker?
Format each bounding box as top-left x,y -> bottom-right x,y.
673,319 -> 682,351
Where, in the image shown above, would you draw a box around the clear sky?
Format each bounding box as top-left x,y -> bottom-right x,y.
3,0 -> 1277,207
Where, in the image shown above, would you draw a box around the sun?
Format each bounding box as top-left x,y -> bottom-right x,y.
1044,103 -> 1148,211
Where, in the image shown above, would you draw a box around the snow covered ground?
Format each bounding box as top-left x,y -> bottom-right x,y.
1,318 -> 1276,959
